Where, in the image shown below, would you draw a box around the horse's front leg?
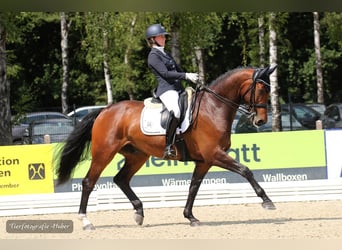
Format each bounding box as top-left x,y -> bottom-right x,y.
214,150 -> 276,210
243,166 -> 276,210
183,162 -> 210,226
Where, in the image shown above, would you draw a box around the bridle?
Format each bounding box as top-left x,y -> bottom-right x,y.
239,68 -> 271,114
194,69 -> 271,117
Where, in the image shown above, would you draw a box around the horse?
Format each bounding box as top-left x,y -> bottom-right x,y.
56,65 -> 277,230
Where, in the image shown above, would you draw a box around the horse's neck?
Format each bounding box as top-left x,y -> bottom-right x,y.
209,80 -> 241,108
200,88 -> 238,128
205,79 -> 241,122
213,74 -> 242,99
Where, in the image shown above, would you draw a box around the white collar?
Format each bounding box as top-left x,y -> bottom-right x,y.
153,46 -> 165,54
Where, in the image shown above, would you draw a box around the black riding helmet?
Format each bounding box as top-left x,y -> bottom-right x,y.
146,24 -> 169,39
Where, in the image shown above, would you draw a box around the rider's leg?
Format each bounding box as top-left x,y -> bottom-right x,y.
159,90 -> 180,158
163,111 -> 179,158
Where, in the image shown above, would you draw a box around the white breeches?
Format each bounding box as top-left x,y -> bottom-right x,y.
159,90 -> 181,118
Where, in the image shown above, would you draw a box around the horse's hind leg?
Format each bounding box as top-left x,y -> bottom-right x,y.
113,151 -> 149,226
79,150 -> 116,230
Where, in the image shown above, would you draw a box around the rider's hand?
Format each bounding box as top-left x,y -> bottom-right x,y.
185,73 -> 199,83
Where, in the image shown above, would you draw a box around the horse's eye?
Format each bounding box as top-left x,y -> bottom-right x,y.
258,87 -> 267,96
265,86 -> 270,93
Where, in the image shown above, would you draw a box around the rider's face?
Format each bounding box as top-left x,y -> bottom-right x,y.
154,35 -> 166,47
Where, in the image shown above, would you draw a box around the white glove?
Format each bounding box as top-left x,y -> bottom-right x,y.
185,73 -> 199,83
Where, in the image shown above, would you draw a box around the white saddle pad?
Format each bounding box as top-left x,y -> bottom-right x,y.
140,88 -> 193,135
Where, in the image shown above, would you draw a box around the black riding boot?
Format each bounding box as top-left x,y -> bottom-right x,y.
163,113 -> 179,159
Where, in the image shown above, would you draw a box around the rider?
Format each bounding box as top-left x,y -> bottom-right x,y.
146,23 -> 199,159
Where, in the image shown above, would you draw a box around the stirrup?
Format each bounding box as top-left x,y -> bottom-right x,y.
162,146 -> 177,159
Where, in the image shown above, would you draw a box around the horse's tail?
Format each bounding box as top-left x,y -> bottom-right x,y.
56,109 -> 103,185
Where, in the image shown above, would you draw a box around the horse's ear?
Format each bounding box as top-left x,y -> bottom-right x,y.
253,65 -> 276,83
264,65 -> 271,76
253,65 -> 268,81
267,65 -> 277,75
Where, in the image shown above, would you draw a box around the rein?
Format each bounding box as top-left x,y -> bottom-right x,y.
189,83 -> 253,128
196,75 -> 268,116
200,84 -> 251,116
190,67 -> 273,126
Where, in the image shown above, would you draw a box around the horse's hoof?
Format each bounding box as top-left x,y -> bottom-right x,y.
262,201 -> 276,210
134,212 -> 144,226
190,220 -> 201,227
83,224 -> 96,230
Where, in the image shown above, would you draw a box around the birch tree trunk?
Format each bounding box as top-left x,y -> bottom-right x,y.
60,12 -> 69,114
194,47 -> 205,83
269,12 -> 281,131
258,15 -> 265,68
0,22 -> 12,145
123,14 -> 137,100
313,12 -> 324,104
103,29 -> 113,105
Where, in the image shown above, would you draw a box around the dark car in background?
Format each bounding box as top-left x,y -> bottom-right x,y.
322,103 -> 342,129
235,103 -> 322,133
306,103 -> 326,117
235,111 -> 306,133
12,111 -> 72,144
281,103 -> 321,129
22,119 -> 75,144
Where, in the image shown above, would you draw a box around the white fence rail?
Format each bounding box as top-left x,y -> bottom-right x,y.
1,179 -> 342,217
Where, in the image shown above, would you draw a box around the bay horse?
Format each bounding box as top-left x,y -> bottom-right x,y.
56,65 -> 277,230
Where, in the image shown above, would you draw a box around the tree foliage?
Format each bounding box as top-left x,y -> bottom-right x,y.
0,13 -> 13,145
3,12 -> 342,116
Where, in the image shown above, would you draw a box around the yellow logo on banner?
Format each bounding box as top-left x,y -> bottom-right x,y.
28,163 -> 46,180
0,145 -> 54,196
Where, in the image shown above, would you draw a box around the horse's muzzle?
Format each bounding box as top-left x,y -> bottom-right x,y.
254,118 -> 266,127
252,113 -> 267,127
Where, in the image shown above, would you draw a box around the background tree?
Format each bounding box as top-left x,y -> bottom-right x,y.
177,12 -> 223,83
8,13 -> 75,114
313,12 -> 324,104
60,12 -> 70,114
82,12 -> 151,102
81,12 -> 114,104
269,12 -> 281,131
321,12 -> 342,50
258,14 -> 266,67
3,12 -> 341,128
122,12 -> 138,100
321,12 -> 342,102
0,13 -> 12,145
102,24 -> 113,104
169,13 -> 181,65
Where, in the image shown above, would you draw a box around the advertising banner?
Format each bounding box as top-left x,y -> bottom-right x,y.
325,129 -> 342,179
54,130 -> 327,192
0,145 -> 54,195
